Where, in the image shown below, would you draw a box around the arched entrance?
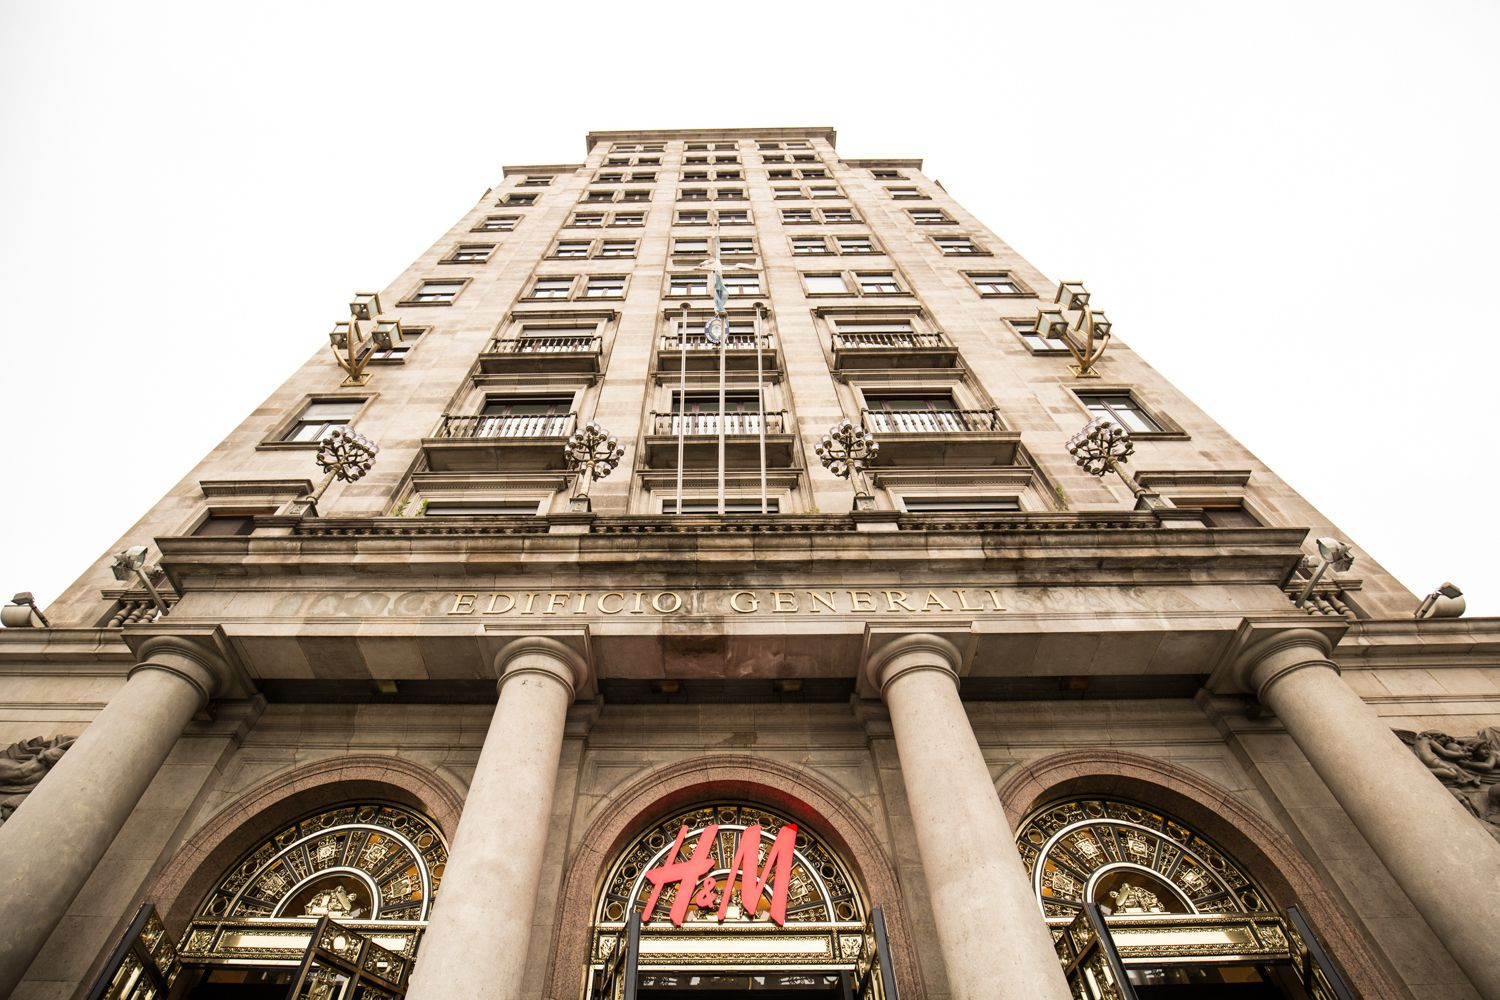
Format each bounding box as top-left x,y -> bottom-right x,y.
588,800 -> 896,1000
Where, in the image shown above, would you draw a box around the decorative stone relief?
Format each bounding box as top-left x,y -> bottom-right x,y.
0,735 -> 75,824
1397,728 -> 1500,843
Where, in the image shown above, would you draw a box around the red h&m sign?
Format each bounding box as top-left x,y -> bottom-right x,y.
640,823 -> 799,927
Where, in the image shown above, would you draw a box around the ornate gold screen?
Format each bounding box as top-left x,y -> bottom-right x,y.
1015,798 -> 1271,920
197,803 -> 448,923
595,801 -> 865,927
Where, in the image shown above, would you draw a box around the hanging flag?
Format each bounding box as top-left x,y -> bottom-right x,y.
713,270 -> 728,314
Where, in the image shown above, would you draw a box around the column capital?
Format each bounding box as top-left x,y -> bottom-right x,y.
1231,627 -> 1339,698
128,635 -> 235,709
494,635 -> 590,699
865,632 -> 963,696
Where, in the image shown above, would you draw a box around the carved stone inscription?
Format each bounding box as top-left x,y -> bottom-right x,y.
1398,728 -> 1500,843
444,588 -> 1007,617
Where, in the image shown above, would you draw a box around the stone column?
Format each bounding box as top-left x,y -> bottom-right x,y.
0,636 -> 229,997
1239,629 -> 1500,1000
869,634 -> 1072,1000
406,637 -> 586,1000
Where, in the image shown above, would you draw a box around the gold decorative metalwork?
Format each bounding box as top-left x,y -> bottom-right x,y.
1036,280 -> 1111,377
197,803 -> 447,923
1015,798 -> 1270,920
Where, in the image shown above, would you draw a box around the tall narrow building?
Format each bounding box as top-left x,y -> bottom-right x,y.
2,127 -> 1497,1000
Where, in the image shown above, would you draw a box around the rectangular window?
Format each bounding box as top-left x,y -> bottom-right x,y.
934,237 -> 984,255
599,240 -> 637,258
821,208 -> 855,223
782,209 -> 814,224
361,325 -> 423,362
583,275 -> 626,298
479,394 -> 574,437
475,215 -> 519,232
901,496 -> 1021,513
673,238 -> 710,256
886,186 -> 925,200
719,238 -> 754,256
909,209 -> 953,225
611,212 -> 645,227
664,498 -> 781,514
835,236 -> 875,254
571,212 -> 605,228
871,169 -> 905,180
683,170 -> 709,180
583,190 -> 614,202
715,188 -> 746,200
408,280 -> 464,304
808,185 -> 839,198
448,244 -> 494,263
424,501 -> 542,517
722,273 -> 762,296
283,400 -> 362,443
669,390 -> 767,433
969,272 -> 1025,295
834,319 -> 919,347
529,276 -> 574,299
758,141 -> 782,150
553,240 -> 591,258
792,236 -> 828,255
1011,320 -> 1054,351
768,169 -> 795,180
629,172 -> 656,182
620,189 -> 650,202
772,186 -> 801,200
680,188 -> 710,201
677,210 -> 710,225
596,172 -> 624,184
669,274 -> 708,297
1180,503 -> 1260,527
716,209 -> 750,224
803,273 -> 847,294
519,175 -> 552,186
193,513 -> 258,536
1079,393 -> 1162,433
502,193 -> 538,206
856,272 -> 902,294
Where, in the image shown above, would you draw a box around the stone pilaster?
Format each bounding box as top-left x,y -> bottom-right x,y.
867,633 -> 1071,1000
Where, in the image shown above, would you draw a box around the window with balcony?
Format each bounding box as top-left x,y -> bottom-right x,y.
863,393 -> 966,433
668,391 -> 772,433
1078,393 -> 1163,433
283,400 -> 362,443
424,501 -> 543,516
477,395 -> 575,438
511,324 -> 599,353
832,319 -> 926,349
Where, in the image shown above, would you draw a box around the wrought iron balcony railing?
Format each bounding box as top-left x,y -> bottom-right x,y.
486,334 -> 601,355
832,331 -> 949,351
658,332 -> 772,353
861,408 -> 1004,435
650,410 -> 787,435
436,411 -> 577,440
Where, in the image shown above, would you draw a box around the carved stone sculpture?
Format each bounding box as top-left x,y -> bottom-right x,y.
1398,728 -> 1500,843
0,735 -> 76,824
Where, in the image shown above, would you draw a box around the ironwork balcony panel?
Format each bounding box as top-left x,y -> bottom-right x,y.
860,408 -> 1021,467
654,332 -> 780,374
831,331 -> 959,371
422,412 -> 577,472
643,409 -> 795,469
479,336 -> 602,375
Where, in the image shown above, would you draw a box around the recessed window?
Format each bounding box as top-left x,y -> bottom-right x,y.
835,236 -> 875,254
519,175 -> 552,187
864,392 -> 965,433
553,240 -> 591,258
720,238 -> 755,256
669,274 -> 708,297
833,319 -> 920,347
871,169 -> 905,180
1011,320 -> 1058,352
620,189 -> 651,202
361,325 -> 424,362
855,272 -> 902,294
821,208 -> 855,223
596,172 -> 625,184
424,501 -> 542,517
716,209 -> 750,225
680,188 -> 710,201
583,275 -> 626,298
723,273 -> 762,296
968,272 -> 1027,296
664,498 -> 781,514
683,170 -> 710,181
193,513 -> 257,536
807,185 -> 840,199
716,188 -> 746,200
283,399 -> 362,443
406,279 -> 465,305
1177,502 -> 1260,527
612,212 -> 646,227
791,236 -> 827,255
934,237 -> 984,255
677,210 -> 710,226
629,172 -> 656,182
447,244 -> 494,264
570,212 -> 605,228
782,209 -> 814,224
673,238 -> 710,256
1079,393 -> 1162,433
887,186 -> 926,200
804,273 -> 848,294
909,209 -> 954,225
599,240 -> 637,258
783,140 -> 810,149
900,496 -> 1020,513
501,193 -> 538,206
773,186 -> 800,200
758,141 -> 782,150
479,395 -> 575,436
584,189 -> 614,202
530,276 -> 574,299
474,215 -> 519,232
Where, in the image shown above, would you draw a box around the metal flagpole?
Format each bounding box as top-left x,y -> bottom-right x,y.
674,303 -> 688,515
754,303 -> 768,514
713,224 -> 727,515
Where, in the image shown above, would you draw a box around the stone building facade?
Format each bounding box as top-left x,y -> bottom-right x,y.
1,126 -> 1497,1000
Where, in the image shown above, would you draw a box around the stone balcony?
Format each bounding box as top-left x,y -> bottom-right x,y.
861,408 -> 1021,467
421,411 -> 575,473
477,334 -> 602,376
830,330 -> 959,371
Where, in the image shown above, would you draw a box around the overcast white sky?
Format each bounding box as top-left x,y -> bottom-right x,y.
1,1 -> 1496,616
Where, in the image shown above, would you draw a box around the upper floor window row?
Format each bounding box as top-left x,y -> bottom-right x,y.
497,192 -> 538,207
611,142 -> 664,153
568,210 -> 646,228
781,207 -> 858,225
473,214 -> 521,232
583,188 -> 651,203
604,155 -> 661,167
678,187 -> 746,202
675,208 -> 751,226
549,238 -> 639,259
595,171 -> 656,183
773,184 -> 843,200
757,140 -> 811,150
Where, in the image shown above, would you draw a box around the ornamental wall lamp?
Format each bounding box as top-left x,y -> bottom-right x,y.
328,292 -> 403,387
109,546 -> 171,615
0,593 -> 49,629
1037,281 -> 1111,377
1066,417 -> 1160,510
814,419 -> 879,511
563,420 -> 626,512
1294,537 -> 1356,608
284,427 -> 380,517
1415,582 -> 1466,619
